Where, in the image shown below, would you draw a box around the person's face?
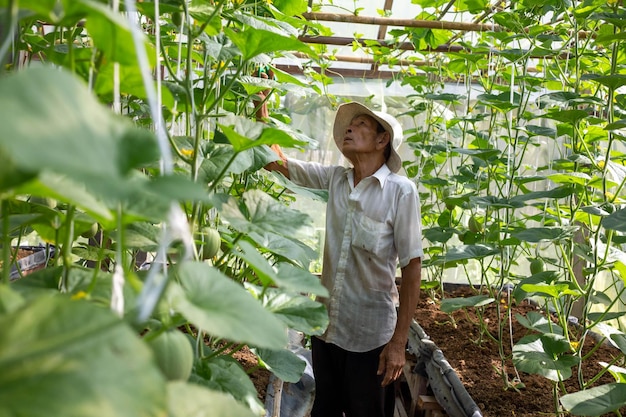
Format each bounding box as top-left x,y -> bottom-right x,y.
341,114 -> 388,159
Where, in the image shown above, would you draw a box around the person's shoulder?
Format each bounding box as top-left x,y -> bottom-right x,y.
387,172 -> 417,189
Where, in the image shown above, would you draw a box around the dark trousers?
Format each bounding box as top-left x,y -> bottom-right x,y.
310,337 -> 395,417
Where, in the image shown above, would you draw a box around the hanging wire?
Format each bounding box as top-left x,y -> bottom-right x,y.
110,0 -> 125,316
123,0 -> 194,322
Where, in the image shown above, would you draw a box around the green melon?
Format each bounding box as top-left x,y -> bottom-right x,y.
80,222 -> 98,239
468,216 -> 483,233
200,227 -> 221,260
147,330 -> 194,381
530,258 -> 545,275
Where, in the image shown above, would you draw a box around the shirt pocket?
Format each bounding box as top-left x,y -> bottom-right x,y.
351,215 -> 385,254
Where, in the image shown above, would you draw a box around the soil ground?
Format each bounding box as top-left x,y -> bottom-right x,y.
242,285 -> 626,417
413,285 -> 626,417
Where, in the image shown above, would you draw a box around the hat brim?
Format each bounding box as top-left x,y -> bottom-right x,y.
333,102 -> 403,173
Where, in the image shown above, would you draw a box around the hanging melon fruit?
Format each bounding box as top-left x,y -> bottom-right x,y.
200,227 -> 221,260
147,329 -> 194,381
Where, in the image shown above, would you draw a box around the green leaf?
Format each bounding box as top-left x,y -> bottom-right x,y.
275,263 -> 328,297
510,185 -> 574,203
231,239 -> 279,287
218,118 -> 308,154
512,333 -> 579,381
167,381 -> 257,417
526,124 -> 556,137
260,288 -> 329,336
428,244 -> 499,266
423,227 -> 456,243
0,297 -> 166,417
272,0 -> 308,15
219,190 -> 311,237
440,295 -> 495,313
602,208 -> 626,232
247,230 -> 318,268
512,226 -> 577,243
270,172 -> 329,202
191,356 -> 264,415
95,61 -> 174,109
520,281 -> 581,299
515,311 -> 563,334
0,285 -> 25,315
0,66 -> 160,196
471,195 -> 525,208
83,1 -> 156,66
224,27 -> 316,60
170,261 -> 288,349
593,323 -> 626,355
541,109 -> 590,125
586,74 -> 626,90
561,383 -> 626,416
254,347 -> 307,383
547,172 -> 591,186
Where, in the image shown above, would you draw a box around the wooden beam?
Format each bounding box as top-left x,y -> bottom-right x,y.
299,35 -> 468,53
274,63 -> 398,80
302,12 -> 503,32
292,51 -> 430,67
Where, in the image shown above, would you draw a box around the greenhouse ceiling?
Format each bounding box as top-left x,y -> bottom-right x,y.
276,0 -> 509,79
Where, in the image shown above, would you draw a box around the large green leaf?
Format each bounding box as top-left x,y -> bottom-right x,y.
512,333 -> 579,381
191,355 -> 264,415
510,185 -> 575,203
247,230 -> 318,268
224,27 -> 316,60
170,261 -> 288,349
0,66 -> 161,199
512,226 -> 577,243
275,263 -> 328,297
218,118 -> 308,154
7,0 -> 90,24
0,296 -> 166,417
561,383 -> 626,416
220,189 -> 312,237
83,0 -> 155,66
254,347 -> 307,383
602,208 -> 626,232
260,288 -> 328,336
515,311 -> 564,335
167,381 -> 257,417
519,281 -> 581,299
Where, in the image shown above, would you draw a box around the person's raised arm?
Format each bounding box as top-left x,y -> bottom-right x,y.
252,69 -> 289,178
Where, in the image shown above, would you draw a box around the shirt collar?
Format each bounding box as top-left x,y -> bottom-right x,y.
345,163 -> 392,188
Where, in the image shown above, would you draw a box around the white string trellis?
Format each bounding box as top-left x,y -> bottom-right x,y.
123,0 -> 194,322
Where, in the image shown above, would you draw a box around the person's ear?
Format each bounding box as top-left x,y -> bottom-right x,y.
377,131 -> 391,149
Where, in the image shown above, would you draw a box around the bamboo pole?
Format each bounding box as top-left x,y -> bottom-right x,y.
298,35 -> 468,53
302,12 -> 503,33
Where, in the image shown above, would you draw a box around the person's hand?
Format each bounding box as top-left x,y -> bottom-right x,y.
377,340 -> 406,386
253,66 -> 274,121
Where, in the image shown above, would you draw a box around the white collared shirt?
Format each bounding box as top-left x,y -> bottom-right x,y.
288,159 -> 424,352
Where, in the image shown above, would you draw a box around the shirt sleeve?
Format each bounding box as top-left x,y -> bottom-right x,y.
394,181 -> 424,269
287,158 -> 337,190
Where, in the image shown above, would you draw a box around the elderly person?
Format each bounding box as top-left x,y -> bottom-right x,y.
263,99 -> 423,417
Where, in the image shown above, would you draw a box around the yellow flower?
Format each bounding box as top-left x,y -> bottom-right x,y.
570,341 -> 580,350
72,291 -> 88,300
181,148 -> 194,158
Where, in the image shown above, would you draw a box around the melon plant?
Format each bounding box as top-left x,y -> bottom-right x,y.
147,330 -> 194,381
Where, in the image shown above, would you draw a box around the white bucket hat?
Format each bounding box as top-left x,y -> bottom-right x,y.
332,102 -> 403,173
